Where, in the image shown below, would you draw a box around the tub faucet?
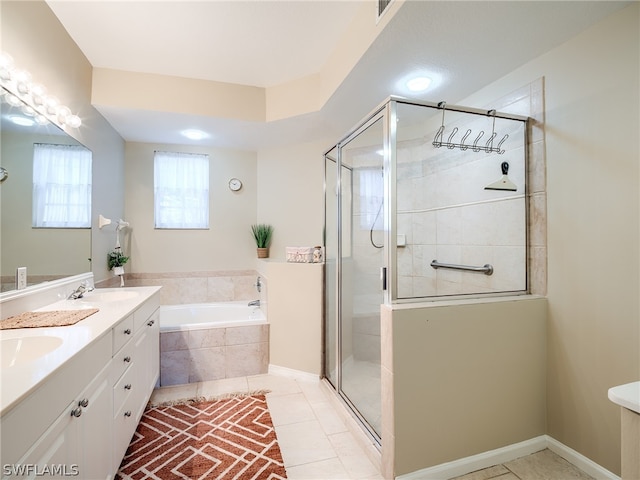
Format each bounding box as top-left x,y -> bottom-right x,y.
248,299 -> 260,307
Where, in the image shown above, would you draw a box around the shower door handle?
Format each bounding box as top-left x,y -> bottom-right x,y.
380,267 -> 387,291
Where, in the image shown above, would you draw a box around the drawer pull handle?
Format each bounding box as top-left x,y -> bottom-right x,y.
124,384 -> 132,390
124,411 -> 132,417
124,329 -> 132,335
70,407 -> 82,418
147,320 -> 155,326
124,356 -> 131,363
78,398 -> 89,408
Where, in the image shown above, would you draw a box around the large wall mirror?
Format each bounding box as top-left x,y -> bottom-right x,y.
1,87 -> 92,292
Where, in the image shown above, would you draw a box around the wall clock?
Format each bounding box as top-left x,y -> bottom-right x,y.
228,178 -> 242,191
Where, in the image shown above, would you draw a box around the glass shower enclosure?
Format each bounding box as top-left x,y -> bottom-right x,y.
323,97 -> 528,444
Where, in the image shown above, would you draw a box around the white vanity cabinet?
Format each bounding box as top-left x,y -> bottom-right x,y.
0,287 -> 161,480
1,333 -> 112,480
111,295 -> 160,473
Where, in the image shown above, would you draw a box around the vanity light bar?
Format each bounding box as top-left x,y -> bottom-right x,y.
0,51 -> 81,129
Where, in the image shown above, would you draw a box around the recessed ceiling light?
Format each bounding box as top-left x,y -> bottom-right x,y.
181,129 -> 209,140
406,76 -> 432,92
9,115 -> 35,127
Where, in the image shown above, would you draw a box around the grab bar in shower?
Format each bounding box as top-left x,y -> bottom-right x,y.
430,260 -> 494,276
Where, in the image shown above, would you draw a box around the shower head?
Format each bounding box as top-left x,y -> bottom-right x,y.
485,161 -> 517,192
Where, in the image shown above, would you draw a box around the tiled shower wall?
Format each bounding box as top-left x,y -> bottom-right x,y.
97,270 -> 262,305
348,80 -> 546,301
395,110 -> 528,298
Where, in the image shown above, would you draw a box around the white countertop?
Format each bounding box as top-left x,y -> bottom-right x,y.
0,286 -> 161,415
608,381 -> 640,414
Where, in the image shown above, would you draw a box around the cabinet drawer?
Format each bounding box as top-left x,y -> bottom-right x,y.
134,294 -> 160,331
110,339 -> 135,385
112,314 -> 134,354
113,361 -> 136,417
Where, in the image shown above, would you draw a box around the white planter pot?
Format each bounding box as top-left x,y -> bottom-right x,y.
112,266 -> 125,276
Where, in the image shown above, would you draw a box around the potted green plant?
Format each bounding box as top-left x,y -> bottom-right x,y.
251,224 -> 273,258
107,247 -> 129,276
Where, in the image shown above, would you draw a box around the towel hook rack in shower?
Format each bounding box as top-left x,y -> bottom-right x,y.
432,102 -> 509,155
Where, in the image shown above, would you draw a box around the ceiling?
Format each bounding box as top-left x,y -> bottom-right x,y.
46,0 -> 630,150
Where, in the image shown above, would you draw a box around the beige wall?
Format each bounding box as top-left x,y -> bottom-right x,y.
256,139 -> 329,260
124,142 -> 257,273
459,4 -> 639,475
1,0 -> 126,285
382,297 -> 547,477
259,260 -> 323,375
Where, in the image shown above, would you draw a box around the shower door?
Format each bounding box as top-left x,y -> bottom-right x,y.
324,114 -> 385,442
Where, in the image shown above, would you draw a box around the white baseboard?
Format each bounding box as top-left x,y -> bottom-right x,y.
397,435 -> 619,480
397,436 -> 548,480
546,436 -> 620,480
268,364 -> 320,383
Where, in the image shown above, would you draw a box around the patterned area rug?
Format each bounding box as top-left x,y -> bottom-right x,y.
116,395 -> 287,480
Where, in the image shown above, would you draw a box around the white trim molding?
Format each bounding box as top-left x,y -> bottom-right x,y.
397,436 -> 619,480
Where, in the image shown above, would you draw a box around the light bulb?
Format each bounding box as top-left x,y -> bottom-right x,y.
30,84 -> 47,107
57,105 -> 71,122
406,76 -> 432,92
0,52 -> 14,82
14,70 -> 32,95
21,104 -> 35,117
6,93 -> 22,107
66,114 -> 81,128
45,96 -> 59,116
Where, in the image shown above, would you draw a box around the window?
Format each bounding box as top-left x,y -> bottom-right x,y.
154,151 -> 209,229
357,167 -> 384,230
32,143 -> 92,228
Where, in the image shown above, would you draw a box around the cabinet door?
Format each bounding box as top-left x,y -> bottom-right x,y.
77,372 -> 112,480
145,310 -> 160,392
13,401 -> 80,480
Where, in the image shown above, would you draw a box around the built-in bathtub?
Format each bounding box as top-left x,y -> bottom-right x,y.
158,302 -> 268,386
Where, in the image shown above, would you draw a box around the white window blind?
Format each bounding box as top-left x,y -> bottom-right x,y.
32,143 -> 92,228
154,151 -> 209,229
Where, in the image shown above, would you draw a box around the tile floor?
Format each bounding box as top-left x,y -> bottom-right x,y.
149,374 -> 596,480
149,373 -> 384,480
450,449 -> 595,480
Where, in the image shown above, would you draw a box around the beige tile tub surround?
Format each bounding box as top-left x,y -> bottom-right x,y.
104,270 -> 261,305
160,324 -> 269,385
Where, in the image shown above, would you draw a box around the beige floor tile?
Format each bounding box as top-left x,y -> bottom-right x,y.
450,465 -> 511,480
286,457 -> 351,480
247,373 -> 302,395
149,382 -> 198,404
267,392 -> 317,426
329,431 -> 381,479
195,376 -> 249,398
275,419 -> 337,467
504,449 -> 594,480
310,400 -> 350,436
299,378 -> 334,405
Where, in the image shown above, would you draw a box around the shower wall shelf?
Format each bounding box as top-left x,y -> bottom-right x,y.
432,101 -> 509,154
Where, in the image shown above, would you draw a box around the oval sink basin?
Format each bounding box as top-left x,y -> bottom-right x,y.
1,336 -> 64,369
82,291 -> 139,302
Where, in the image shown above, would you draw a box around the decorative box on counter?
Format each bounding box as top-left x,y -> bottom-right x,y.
286,246 -> 323,263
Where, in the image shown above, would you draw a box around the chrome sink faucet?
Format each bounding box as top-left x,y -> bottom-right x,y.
67,281 -> 94,300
